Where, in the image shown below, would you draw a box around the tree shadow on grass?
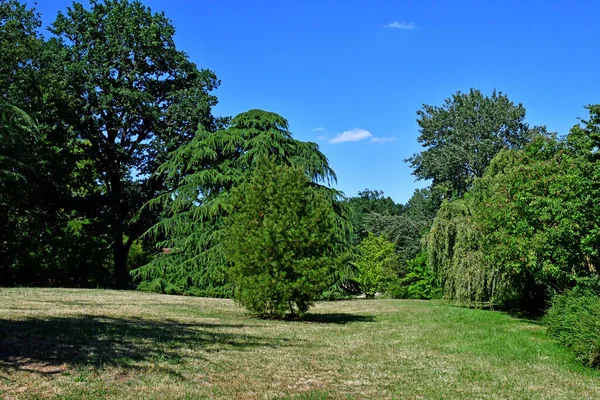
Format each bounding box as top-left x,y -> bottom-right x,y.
469,303 -> 546,325
0,315 -> 289,374
299,313 -> 375,324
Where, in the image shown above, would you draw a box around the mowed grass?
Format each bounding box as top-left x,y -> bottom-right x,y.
1,289 -> 599,399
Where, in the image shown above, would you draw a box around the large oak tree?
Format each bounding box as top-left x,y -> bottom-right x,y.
48,0 -> 220,287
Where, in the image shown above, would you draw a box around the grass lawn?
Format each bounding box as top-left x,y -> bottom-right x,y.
0,289 -> 599,399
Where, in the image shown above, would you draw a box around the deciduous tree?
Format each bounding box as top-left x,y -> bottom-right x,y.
48,0 -> 220,287
406,89 -> 543,199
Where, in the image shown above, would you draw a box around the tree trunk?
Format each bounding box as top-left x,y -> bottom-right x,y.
113,237 -> 129,289
110,175 -> 129,289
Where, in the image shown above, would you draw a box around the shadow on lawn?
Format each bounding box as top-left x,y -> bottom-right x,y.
0,315 -> 286,374
300,313 -> 375,324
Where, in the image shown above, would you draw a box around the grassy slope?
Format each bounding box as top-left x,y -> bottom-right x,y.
0,289 -> 598,400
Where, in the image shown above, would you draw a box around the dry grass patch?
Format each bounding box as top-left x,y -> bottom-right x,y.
0,288 -> 599,399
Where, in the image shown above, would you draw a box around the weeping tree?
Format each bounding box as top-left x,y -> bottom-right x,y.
427,199 -> 490,305
428,125 -> 600,309
132,109 -> 349,296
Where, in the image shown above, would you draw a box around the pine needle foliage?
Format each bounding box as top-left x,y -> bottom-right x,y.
132,109 -> 344,296
223,158 -> 351,317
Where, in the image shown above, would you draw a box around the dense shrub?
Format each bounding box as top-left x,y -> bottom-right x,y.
399,253 -> 440,299
545,289 -> 600,367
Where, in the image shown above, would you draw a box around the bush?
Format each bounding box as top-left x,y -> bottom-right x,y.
544,289 -> 600,367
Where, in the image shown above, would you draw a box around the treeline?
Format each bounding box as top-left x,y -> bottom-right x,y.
2,0 -> 600,357
419,101 -> 600,366
0,0 -> 434,305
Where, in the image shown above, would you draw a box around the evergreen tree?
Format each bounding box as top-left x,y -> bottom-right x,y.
223,159 -> 350,317
133,109 -> 346,296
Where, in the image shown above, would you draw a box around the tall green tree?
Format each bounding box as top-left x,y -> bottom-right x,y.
406,89 -> 543,199
133,109 -> 344,296
48,0 -> 220,287
428,111 -> 600,309
223,159 -> 350,317
0,1 -> 94,285
362,213 -> 427,265
1,0 -> 41,101
404,187 -> 440,224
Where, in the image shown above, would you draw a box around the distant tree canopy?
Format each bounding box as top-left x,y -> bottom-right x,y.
406,89 -> 545,199
132,109 -> 346,297
353,233 -> 399,298
344,187 -> 438,267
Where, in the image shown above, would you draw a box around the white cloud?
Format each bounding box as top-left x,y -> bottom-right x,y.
370,137 -> 397,143
329,128 -> 372,144
316,135 -> 329,141
312,127 -> 327,132
383,21 -> 416,29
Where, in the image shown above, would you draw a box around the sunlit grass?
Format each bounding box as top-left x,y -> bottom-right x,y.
0,288 -> 598,399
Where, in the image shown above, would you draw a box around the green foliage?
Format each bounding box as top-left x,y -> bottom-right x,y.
426,199 -> 492,305
0,0 -> 43,103
317,251 -> 359,300
545,289 -> 600,367
222,159 -> 350,318
345,188 -> 435,267
403,187 -> 441,224
345,189 -> 403,241
406,89 -> 543,199
467,138 -> 573,307
427,106 -> 600,309
127,240 -> 153,272
398,253 -> 440,299
134,109 -> 343,297
363,212 -> 427,265
47,0 -> 220,287
353,233 -> 399,298
0,102 -> 109,286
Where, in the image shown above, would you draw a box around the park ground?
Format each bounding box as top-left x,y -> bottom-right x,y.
0,288 -> 599,399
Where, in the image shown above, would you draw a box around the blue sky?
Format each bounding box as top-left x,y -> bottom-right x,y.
31,0 -> 600,203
